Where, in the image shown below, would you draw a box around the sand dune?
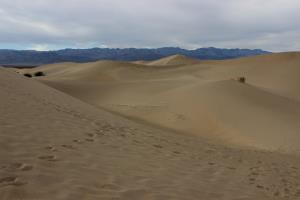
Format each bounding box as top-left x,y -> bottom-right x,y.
23,52 -> 300,155
4,66 -> 300,199
196,52 -> 300,100
11,53 -> 300,199
142,80 -> 300,152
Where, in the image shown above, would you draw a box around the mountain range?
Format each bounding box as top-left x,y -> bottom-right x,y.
0,47 -> 270,67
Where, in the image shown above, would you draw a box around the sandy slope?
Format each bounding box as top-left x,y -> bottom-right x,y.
23,53 -> 300,154
4,67 -> 300,199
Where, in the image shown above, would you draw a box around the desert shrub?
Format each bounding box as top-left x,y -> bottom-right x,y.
34,71 -> 45,77
23,73 -> 32,78
238,77 -> 246,83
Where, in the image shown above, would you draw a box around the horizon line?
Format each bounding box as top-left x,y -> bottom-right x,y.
0,46 -> 271,52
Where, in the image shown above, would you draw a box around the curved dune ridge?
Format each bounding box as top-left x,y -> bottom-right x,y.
2,54 -> 300,199
146,54 -> 201,66
22,52 -> 300,154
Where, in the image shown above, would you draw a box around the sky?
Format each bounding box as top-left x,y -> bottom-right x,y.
0,0 -> 300,52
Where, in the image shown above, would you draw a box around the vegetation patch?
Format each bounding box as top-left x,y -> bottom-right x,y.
237,77 -> 246,83
23,73 -> 32,78
34,71 -> 46,77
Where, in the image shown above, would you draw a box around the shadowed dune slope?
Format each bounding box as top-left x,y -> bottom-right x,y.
21,52 -> 300,153
144,80 -> 300,152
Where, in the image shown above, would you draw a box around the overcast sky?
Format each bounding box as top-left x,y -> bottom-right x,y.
0,0 -> 300,51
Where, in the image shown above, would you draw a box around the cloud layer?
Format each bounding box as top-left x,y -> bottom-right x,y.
1,0 -> 300,51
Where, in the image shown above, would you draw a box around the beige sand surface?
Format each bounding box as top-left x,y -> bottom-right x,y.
23,53 -> 300,154
6,53 -> 300,199
5,66 -> 300,200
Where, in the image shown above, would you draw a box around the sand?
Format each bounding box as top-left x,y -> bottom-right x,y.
2,53 -> 300,199
25,53 -> 300,153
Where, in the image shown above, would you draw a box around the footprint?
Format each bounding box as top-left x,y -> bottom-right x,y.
0,176 -> 27,187
133,140 -> 141,144
120,133 -> 126,137
153,144 -> 163,149
10,163 -> 33,171
291,166 -> 298,170
73,139 -> 83,144
256,185 -> 264,189
11,180 -> 27,187
274,191 -> 280,197
100,183 -> 120,191
227,166 -> 236,170
20,165 -> 33,171
95,130 -> 105,135
0,176 -> 17,184
284,188 -> 290,194
85,138 -> 94,142
85,133 -> 96,138
38,155 -> 58,162
61,144 -> 75,150
45,146 -> 56,151
248,178 -> 256,184
173,151 -> 181,154
205,149 -> 215,154
250,172 -> 259,176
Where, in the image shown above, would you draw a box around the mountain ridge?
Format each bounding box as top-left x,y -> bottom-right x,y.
0,47 -> 270,67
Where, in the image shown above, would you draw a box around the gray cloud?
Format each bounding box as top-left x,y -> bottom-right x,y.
0,0 -> 300,51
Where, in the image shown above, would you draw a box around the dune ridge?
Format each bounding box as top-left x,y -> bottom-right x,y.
146,54 -> 201,66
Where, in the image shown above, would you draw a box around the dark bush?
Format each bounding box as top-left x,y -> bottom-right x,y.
34,71 -> 45,77
238,77 -> 246,83
23,73 -> 32,78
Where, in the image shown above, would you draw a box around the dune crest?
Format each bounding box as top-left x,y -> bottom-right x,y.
147,54 -> 200,66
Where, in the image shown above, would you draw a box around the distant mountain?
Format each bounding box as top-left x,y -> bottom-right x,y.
0,47 -> 270,67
